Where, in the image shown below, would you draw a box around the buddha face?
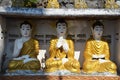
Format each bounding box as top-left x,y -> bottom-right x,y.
20,24 -> 32,37
93,26 -> 103,39
56,22 -> 67,36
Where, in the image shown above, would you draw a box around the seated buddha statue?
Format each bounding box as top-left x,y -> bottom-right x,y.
74,0 -> 88,9
8,21 -> 40,72
105,0 -> 119,8
46,0 -> 60,8
45,19 -> 80,73
83,21 -> 117,74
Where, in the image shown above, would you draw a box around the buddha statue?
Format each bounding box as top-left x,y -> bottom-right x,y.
46,0 -> 60,8
45,19 -> 80,73
8,21 -> 40,72
74,0 -> 87,9
83,21 -> 117,74
105,0 -> 119,9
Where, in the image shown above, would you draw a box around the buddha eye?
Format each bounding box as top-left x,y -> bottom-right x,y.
58,24 -> 61,26
63,26 -> 66,29
63,24 -> 66,26
100,28 -> 103,31
58,26 -> 61,29
95,28 -> 99,31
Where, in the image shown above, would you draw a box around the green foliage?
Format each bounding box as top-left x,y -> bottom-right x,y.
12,0 -> 24,7
23,0 -> 38,7
29,0 -> 38,3
11,0 -> 39,7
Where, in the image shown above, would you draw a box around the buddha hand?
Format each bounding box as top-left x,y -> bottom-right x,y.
56,37 -> 64,48
62,58 -> 68,64
54,58 -> 60,60
23,58 -> 37,64
21,55 -> 29,59
99,59 -> 109,63
13,55 -> 29,60
13,57 -> 23,60
56,41 -> 62,48
92,54 -> 99,58
63,40 -> 69,52
98,54 -> 105,58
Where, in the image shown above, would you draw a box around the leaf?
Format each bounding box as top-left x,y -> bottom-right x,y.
30,0 -> 38,3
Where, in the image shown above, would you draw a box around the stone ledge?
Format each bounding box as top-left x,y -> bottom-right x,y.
0,75 -> 119,80
0,7 -> 120,19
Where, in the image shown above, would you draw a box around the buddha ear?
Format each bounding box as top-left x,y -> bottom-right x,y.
90,27 -> 94,34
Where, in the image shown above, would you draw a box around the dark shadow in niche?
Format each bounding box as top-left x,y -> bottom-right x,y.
77,39 -> 86,43
9,39 -> 15,42
103,35 -> 111,44
68,34 -> 75,38
46,35 -> 55,39
77,34 -> 86,38
9,34 -> 19,38
34,34 -> 44,39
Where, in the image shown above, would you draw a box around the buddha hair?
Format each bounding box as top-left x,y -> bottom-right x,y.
20,21 -> 32,29
56,19 -> 68,28
92,20 -> 104,29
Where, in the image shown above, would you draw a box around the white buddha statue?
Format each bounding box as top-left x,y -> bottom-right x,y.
8,21 -> 40,72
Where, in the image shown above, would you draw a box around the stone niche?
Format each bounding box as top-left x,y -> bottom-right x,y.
0,7 -> 120,75
2,18 -> 118,72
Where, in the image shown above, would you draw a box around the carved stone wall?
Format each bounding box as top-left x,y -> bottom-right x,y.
115,20 -> 120,74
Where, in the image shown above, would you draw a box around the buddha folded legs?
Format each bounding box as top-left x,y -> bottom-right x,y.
83,58 -> 117,73
64,58 -> 80,73
45,58 -> 63,72
9,59 -> 40,71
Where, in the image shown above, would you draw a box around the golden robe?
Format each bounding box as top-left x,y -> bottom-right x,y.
8,38 -> 40,72
83,37 -> 117,74
45,37 -> 80,73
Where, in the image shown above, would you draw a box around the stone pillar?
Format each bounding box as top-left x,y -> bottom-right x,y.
116,20 -> 120,74
0,16 -> 5,72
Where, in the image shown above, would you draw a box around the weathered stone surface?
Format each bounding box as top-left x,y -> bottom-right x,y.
0,0 -> 12,7
0,75 -> 119,80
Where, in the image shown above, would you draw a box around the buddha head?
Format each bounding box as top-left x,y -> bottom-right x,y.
56,19 -> 68,37
49,0 -> 57,6
20,21 -> 32,37
107,0 -> 115,4
92,21 -> 104,40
